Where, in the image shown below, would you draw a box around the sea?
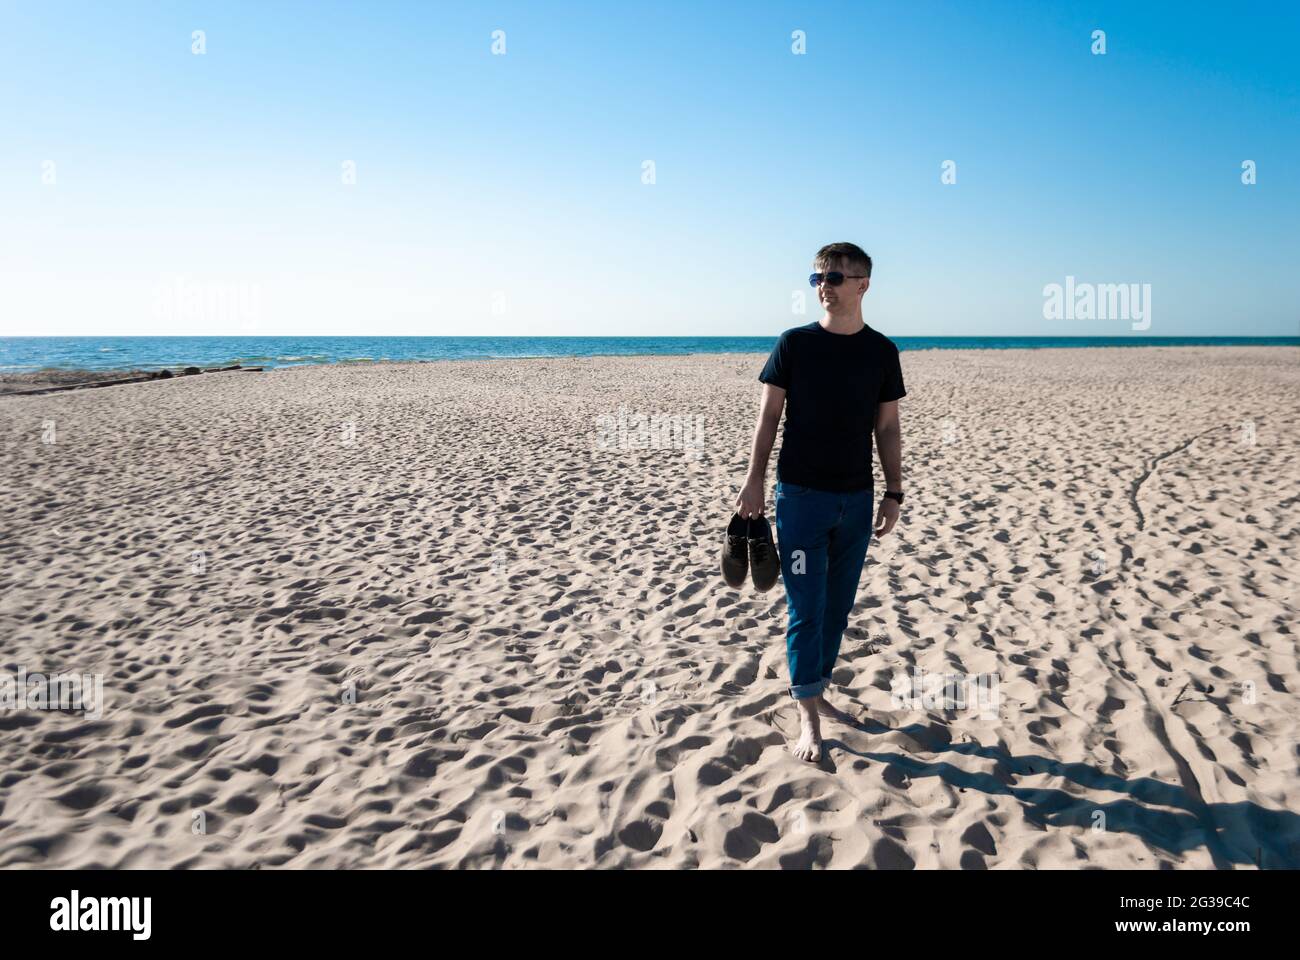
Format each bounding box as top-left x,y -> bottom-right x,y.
1,335 -> 1296,373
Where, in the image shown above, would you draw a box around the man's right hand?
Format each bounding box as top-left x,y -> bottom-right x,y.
735,476 -> 766,518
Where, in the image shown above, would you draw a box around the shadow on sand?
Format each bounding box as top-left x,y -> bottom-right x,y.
815,715 -> 1300,869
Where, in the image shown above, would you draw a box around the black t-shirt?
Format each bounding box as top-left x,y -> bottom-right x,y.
758,321 -> 906,492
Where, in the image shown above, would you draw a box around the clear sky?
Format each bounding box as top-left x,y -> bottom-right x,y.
2,0 -> 1296,337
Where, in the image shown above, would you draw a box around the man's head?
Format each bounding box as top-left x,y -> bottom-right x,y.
812,242 -> 872,315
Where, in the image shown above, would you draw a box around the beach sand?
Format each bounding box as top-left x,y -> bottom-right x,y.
1,345 -> 1297,869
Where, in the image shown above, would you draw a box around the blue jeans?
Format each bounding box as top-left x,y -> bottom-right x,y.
774,480 -> 875,699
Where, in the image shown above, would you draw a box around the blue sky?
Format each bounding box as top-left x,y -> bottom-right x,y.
2,0 -> 1296,337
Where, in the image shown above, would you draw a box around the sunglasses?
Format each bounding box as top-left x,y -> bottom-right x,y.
808,271 -> 868,287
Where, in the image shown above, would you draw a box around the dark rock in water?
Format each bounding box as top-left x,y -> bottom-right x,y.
0,365 -> 250,396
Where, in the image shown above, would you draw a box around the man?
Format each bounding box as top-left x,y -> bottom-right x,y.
736,242 -> 905,762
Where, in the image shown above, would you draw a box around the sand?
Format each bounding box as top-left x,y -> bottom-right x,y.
0,345 -> 1297,869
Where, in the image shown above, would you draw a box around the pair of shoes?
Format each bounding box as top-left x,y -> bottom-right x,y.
720,513 -> 780,592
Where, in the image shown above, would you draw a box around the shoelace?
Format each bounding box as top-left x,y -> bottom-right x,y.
751,540 -> 771,564
727,536 -> 748,559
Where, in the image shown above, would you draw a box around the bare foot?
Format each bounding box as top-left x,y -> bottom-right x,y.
791,696 -> 822,762
817,693 -> 860,726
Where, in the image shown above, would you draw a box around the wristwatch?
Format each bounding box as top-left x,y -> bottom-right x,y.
883,490 -> 904,505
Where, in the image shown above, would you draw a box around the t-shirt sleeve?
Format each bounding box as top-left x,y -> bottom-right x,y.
879,344 -> 906,402
758,334 -> 791,389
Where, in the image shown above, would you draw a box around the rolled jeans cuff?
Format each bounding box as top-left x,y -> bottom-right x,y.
788,678 -> 827,700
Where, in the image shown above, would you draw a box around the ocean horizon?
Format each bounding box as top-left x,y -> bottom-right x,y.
2,334 -> 1297,373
